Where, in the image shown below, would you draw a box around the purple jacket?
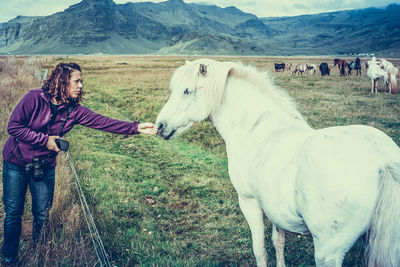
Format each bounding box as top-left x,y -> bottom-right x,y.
3,89 -> 140,168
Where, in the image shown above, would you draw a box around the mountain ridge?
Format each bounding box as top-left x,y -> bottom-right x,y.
0,0 -> 399,56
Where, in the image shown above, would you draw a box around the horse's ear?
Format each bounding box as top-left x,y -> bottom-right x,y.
199,64 -> 207,77
227,68 -> 235,78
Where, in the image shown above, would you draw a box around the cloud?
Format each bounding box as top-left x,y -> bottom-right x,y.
0,0 -> 399,22
0,0 -> 78,22
184,0 -> 400,17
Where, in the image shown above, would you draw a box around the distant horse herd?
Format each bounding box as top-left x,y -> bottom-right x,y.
274,57 -> 399,93
367,57 -> 399,93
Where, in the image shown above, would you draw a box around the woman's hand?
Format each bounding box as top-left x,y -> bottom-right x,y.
138,122 -> 158,135
46,135 -> 61,152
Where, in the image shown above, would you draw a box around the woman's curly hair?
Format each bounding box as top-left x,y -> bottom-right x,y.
42,62 -> 84,104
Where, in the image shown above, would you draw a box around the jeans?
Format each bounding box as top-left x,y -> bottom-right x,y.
2,161 -> 55,261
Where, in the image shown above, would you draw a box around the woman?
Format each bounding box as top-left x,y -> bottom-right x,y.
1,62 -> 157,265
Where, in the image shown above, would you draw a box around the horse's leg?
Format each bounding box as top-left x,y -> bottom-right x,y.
313,239 -> 348,267
308,216 -> 368,267
371,79 -> 374,93
238,195 -> 267,267
374,79 -> 378,93
312,222 -> 367,267
272,225 -> 286,267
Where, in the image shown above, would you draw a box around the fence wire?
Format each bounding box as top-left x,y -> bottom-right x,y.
67,151 -> 113,267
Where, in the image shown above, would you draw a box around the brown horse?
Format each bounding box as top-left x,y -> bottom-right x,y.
334,58 -> 347,76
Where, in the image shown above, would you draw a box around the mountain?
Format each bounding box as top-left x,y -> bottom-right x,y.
261,3 -> 400,56
0,0 -> 399,56
157,31 -> 270,55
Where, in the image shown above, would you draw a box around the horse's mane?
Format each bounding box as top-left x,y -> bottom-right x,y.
221,61 -> 308,125
172,59 -> 308,125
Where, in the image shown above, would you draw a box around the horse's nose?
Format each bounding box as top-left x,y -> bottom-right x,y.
157,121 -> 166,136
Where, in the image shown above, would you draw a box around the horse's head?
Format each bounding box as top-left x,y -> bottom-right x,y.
156,59 -> 233,140
333,58 -> 339,67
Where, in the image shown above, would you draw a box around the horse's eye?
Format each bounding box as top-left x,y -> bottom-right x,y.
184,88 -> 190,95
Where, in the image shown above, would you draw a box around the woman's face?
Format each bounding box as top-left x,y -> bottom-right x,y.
67,71 -> 83,99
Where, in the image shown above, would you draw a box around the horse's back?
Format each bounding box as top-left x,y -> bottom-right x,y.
320,125 -> 397,157
299,125 -> 399,182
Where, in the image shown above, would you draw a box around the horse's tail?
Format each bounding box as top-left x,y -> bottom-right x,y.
389,72 -> 398,93
367,162 -> 400,267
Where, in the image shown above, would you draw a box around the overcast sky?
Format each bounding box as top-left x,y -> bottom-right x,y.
1,0 -> 399,23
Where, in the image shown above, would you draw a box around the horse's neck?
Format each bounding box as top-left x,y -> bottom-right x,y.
211,79 -> 309,149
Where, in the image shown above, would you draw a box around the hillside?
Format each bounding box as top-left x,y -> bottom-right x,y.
0,0 -> 399,56
261,4 -> 400,56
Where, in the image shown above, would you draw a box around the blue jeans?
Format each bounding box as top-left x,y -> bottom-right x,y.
2,161 -> 55,261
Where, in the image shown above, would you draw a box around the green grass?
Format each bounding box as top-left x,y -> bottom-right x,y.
68,112 -> 250,266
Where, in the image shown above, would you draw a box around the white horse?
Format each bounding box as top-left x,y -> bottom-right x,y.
367,57 -> 389,93
156,59 -> 400,267
371,58 -> 398,93
380,58 -> 393,72
292,63 -> 307,75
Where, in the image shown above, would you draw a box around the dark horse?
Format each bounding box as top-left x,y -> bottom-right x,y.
319,63 -> 330,76
334,58 -> 347,76
275,63 -> 285,72
347,58 -> 362,76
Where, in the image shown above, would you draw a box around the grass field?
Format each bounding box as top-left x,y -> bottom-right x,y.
1,55 -> 400,266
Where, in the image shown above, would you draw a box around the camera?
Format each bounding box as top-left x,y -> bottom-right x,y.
55,138 -> 69,151
25,157 -> 45,181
